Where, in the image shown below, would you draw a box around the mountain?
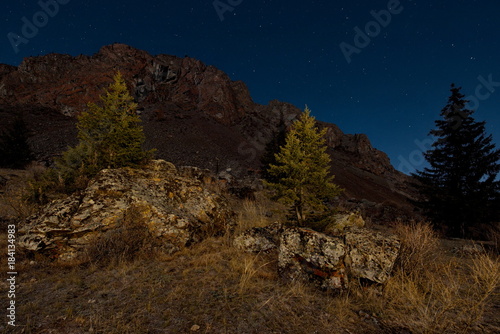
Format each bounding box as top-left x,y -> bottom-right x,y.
0,43 -> 416,215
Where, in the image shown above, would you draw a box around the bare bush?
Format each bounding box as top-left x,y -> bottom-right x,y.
84,204 -> 157,265
394,221 -> 439,276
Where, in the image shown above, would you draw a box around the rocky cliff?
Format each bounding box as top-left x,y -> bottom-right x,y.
0,43 -> 415,209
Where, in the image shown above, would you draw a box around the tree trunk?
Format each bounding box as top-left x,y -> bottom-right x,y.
295,204 -> 301,225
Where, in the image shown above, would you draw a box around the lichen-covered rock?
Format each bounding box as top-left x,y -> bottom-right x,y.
278,228 -> 348,290
239,222 -> 401,290
345,228 -> 400,283
325,212 -> 365,235
233,222 -> 284,253
18,160 -> 235,260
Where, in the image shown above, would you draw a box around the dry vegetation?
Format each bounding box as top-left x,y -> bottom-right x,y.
1,183 -> 499,333
0,166 -> 43,222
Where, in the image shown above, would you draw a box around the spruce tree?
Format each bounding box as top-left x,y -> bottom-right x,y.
265,107 -> 343,225
59,72 -> 154,181
413,84 -> 500,237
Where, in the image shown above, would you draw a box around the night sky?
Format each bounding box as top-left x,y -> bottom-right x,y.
1,0 -> 499,175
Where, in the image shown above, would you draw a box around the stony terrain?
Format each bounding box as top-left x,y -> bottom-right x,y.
1,177 -> 498,333
0,158 -> 498,333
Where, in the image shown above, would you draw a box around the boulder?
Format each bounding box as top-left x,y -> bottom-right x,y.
325,212 -> 365,235
233,222 -> 284,253
278,228 -> 348,290
236,223 -> 400,290
18,160 -> 235,261
345,228 -> 400,283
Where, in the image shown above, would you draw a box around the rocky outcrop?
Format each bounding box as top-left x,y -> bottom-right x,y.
0,43 -> 416,209
0,64 -> 15,78
344,228 -> 401,284
233,222 -> 284,253
18,160 -> 235,261
1,44 -> 254,124
235,224 -> 401,290
324,213 -> 365,235
279,228 -> 348,290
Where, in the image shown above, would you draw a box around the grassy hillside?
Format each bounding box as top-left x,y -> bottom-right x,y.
1,170 -> 499,333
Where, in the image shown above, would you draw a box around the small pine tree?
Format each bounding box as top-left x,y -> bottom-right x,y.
59,72 -> 154,183
0,116 -> 32,169
265,107 -> 343,225
413,84 -> 500,237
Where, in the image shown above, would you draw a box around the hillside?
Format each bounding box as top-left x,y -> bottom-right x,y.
0,43 -> 414,212
1,45 -> 499,333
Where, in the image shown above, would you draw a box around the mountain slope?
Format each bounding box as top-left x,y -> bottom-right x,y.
0,43 -> 415,210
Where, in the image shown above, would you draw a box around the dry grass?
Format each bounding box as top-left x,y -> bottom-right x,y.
0,168 -> 40,223
0,189 -> 38,224
83,203 -> 160,266
379,252 -> 500,334
377,222 -> 500,333
232,194 -> 284,235
2,200 -> 499,333
393,221 -> 440,276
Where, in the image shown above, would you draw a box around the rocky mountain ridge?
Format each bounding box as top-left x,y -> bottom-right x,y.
0,43 -> 415,209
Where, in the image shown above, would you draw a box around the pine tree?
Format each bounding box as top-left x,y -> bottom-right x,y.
413,84 -> 500,237
59,72 -> 154,181
265,107 -> 343,225
0,115 -> 32,169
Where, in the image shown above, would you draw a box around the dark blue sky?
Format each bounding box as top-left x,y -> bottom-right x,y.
1,0 -> 499,174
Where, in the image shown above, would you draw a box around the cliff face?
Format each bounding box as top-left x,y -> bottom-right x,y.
0,44 -> 253,123
0,43 -> 414,207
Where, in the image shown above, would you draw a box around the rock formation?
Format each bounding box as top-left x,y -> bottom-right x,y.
279,228 -> 349,290
235,223 -> 401,290
18,160 -> 235,261
233,222 -> 284,253
0,43 -> 416,211
325,212 -> 366,235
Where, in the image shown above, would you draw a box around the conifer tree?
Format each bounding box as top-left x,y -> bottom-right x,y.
265,107 -> 343,225
59,72 -> 154,181
413,84 -> 500,237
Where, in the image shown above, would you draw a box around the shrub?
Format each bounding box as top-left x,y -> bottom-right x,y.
393,221 -> 439,276
84,204 -> 157,265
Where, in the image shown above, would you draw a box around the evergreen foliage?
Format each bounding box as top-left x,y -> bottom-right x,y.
265,107 -> 343,225
413,84 -> 500,237
0,115 -> 32,169
58,72 -> 154,185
